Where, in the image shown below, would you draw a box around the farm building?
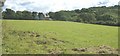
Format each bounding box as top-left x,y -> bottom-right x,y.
43,13 -> 52,20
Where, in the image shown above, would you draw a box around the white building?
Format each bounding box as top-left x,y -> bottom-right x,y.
43,13 -> 52,20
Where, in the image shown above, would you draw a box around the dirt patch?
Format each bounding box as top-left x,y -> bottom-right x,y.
72,45 -> 118,54
34,40 -> 47,45
9,30 -> 41,38
47,48 -> 64,54
72,48 -> 87,52
50,38 -> 70,44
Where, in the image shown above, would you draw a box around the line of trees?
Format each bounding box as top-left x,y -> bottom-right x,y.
2,5 -> 120,26
2,8 -> 45,20
48,5 -> 119,26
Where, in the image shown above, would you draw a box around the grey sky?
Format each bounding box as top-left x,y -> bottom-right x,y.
3,0 -> 119,13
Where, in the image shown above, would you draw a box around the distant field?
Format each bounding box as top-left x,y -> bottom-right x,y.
2,20 -> 118,54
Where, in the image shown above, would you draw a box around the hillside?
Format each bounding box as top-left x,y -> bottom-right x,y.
2,20 -> 118,54
2,5 -> 119,26
49,5 -> 119,26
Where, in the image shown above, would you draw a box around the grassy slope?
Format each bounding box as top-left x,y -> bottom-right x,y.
2,20 -> 118,54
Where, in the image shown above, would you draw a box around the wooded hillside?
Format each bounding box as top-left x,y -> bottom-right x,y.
2,5 -> 119,26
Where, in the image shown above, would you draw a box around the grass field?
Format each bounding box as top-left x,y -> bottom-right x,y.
2,20 -> 118,54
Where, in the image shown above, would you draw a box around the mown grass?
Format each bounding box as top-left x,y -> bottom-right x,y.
2,20 -> 118,54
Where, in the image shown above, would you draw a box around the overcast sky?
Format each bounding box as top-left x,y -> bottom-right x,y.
3,0 -> 119,13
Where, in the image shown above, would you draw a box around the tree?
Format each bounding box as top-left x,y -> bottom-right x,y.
53,12 -> 70,21
32,12 -> 38,20
22,11 -> 33,20
79,13 -> 96,23
3,8 -> 16,19
38,13 -> 45,20
96,14 -> 114,21
74,9 -> 80,13
48,12 -> 55,20
16,11 -> 23,20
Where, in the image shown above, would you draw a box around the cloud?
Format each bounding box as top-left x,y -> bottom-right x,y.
19,2 -> 33,6
97,0 -> 109,5
3,0 -> 119,13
